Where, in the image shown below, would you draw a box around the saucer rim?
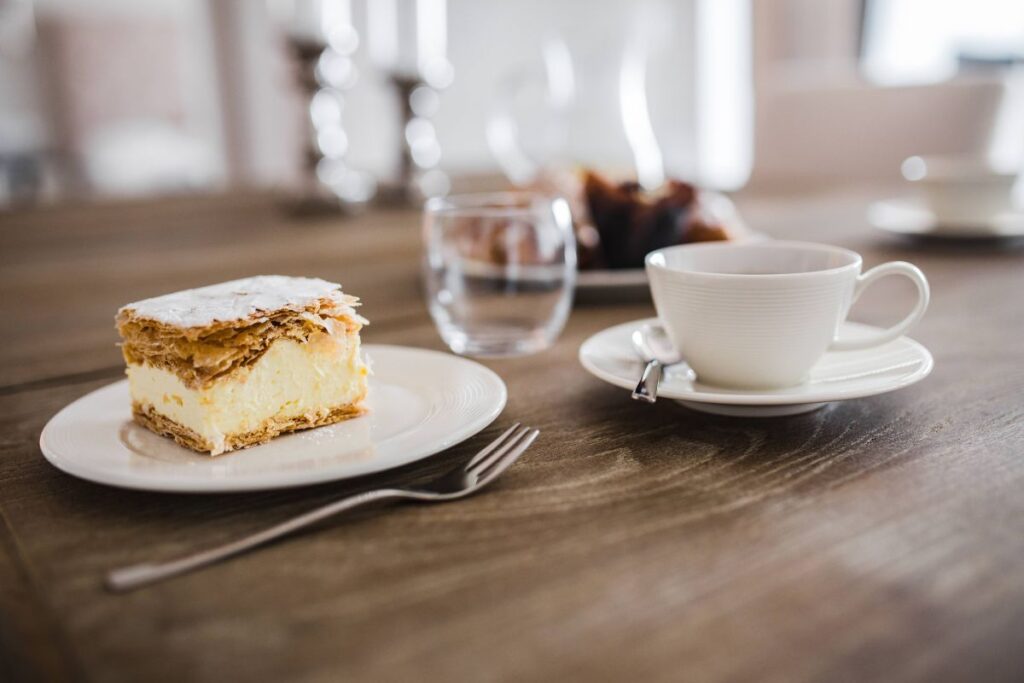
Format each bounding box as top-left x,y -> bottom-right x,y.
578,318 -> 934,406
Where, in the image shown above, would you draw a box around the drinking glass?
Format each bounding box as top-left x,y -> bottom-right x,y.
422,193 -> 576,357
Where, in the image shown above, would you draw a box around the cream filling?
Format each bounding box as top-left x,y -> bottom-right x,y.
126,332 -> 367,454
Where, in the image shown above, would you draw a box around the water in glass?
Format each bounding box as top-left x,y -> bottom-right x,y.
423,193 -> 576,357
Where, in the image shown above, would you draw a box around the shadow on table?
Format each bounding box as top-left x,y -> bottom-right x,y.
574,379 -> 914,477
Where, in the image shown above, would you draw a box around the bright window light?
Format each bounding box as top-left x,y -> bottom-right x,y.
695,0 -> 752,190
863,0 -> 1024,85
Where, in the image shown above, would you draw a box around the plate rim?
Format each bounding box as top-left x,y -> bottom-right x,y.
578,318 -> 934,406
576,269 -> 649,288
39,344 -> 507,493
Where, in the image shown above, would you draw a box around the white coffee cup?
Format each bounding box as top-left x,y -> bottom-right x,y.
646,241 -> 929,389
902,155 -> 1019,229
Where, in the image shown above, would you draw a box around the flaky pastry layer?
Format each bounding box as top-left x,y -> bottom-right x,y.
116,295 -> 363,390
132,397 -> 367,456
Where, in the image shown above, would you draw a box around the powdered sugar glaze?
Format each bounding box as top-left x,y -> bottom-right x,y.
120,276 -> 362,328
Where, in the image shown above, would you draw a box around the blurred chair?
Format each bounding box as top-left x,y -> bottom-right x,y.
748,0 -> 1012,189
0,0 -> 47,205
35,10 -> 221,197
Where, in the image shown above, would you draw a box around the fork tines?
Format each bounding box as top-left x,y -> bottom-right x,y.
469,424 -> 538,479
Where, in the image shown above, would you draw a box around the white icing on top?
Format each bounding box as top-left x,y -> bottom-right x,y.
120,275 -> 360,328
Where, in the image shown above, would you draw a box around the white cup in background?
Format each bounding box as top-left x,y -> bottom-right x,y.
902,155 -> 1019,229
646,241 -> 930,390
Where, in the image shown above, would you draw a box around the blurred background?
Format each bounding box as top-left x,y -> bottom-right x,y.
0,0 -> 1022,209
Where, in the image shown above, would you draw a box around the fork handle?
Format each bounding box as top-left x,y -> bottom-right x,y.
106,487 -> 410,592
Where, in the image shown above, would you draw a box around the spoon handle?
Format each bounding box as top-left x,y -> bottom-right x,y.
631,360 -> 662,403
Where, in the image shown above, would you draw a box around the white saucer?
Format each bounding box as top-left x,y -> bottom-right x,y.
868,198 -> 1024,239
579,319 -> 933,416
40,345 -> 507,493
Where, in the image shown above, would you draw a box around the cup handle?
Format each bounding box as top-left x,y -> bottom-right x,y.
829,262 -> 930,351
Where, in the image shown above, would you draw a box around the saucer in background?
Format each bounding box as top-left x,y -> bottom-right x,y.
868,198 -> 1024,240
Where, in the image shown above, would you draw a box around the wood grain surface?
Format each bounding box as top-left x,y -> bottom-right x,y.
1,190 -> 1023,682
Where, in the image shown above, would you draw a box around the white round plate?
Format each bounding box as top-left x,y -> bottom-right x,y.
40,345 -> 507,493
576,191 -> 766,294
868,198 -> 1024,239
579,318 -> 933,416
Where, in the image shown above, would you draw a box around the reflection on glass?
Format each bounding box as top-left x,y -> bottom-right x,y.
423,193 -> 577,357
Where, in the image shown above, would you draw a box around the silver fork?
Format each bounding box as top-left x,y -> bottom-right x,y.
106,424 -> 539,592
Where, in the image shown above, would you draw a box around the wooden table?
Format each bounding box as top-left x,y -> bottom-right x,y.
2,190 -> 1023,682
